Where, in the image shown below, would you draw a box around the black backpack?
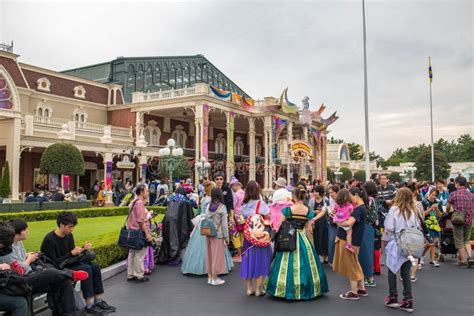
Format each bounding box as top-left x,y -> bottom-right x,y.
275,213 -> 297,252
0,270 -> 32,296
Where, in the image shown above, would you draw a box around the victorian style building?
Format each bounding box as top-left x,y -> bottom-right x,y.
0,48 -> 337,201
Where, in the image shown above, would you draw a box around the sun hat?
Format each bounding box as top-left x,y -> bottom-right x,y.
273,177 -> 287,188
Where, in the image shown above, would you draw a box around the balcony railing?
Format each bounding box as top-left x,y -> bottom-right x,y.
75,121 -> 104,133
33,115 -> 68,128
111,126 -> 133,137
132,83 -> 209,103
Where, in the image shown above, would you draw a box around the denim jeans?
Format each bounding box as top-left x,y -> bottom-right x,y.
388,260 -> 413,299
0,294 -> 28,316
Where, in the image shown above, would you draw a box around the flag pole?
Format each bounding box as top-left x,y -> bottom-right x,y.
429,56 -> 435,182
362,0 -> 371,181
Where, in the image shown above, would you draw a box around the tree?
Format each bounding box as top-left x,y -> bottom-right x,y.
157,156 -> 191,180
453,134 -> 474,161
354,170 -> 366,182
327,167 -> 334,182
388,171 -> 402,183
347,143 -> 363,160
0,161 -> 11,198
40,143 -> 85,176
414,149 -> 450,181
339,167 -> 353,182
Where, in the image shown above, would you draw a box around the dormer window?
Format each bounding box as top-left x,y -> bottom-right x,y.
36,78 -> 51,92
73,108 -> 88,126
73,85 -> 86,99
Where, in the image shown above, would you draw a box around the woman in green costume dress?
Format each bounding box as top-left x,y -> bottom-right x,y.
265,186 -> 329,300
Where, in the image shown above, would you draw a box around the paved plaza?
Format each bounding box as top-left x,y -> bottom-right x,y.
102,256 -> 473,316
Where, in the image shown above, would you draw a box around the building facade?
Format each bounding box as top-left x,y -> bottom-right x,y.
0,49 -> 337,201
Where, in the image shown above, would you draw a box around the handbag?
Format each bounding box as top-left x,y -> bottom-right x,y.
275,213 -> 297,252
0,270 -> 32,296
118,200 -> 147,250
200,205 -> 221,237
244,201 -> 272,248
451,210 -> 465,226
59,250 -> 96,269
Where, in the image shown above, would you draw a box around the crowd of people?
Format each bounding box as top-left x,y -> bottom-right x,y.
123,172 -> 473,314
1,171 -> 472,315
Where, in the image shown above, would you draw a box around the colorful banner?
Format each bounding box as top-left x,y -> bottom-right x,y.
210,85 -> 232,100
62,175 -> 70,191
106,161 -> 113,190
273,116 -> 289,141
203,104 -> 209,158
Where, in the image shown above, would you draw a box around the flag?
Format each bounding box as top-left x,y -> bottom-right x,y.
429,57 -> 433,83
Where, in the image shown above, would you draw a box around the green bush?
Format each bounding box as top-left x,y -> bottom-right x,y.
0,161 -> 11,198
40,143 -> 85,176
0,206 -> 167,222
353,170 -> 366,182
340,167 -> 353,182
91,230 -> 128,268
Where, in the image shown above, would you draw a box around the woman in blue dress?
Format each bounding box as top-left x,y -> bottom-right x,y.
265,186 -> 329,300
181,181 -> 234,275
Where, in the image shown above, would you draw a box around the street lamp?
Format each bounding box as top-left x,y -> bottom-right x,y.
158,138 -> 184,193
334,169 -> 343,183
196,156 -> 211,179
403,166 -> 417,181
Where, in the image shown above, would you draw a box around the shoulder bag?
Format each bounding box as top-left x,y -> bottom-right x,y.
451,210 -> 465,226
275,209 -> 297,252
117,200 -> 146,250
0,270 -> 32,296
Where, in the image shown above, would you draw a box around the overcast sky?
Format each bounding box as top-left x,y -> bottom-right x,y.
1,0 -> 472,158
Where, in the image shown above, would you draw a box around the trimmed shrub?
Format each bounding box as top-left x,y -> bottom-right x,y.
0,161 -> 11,198
40,143 -> 85,176
340,167 -> 353,182
354,170 -> 366,182
91,231 -> 128,268
0,206 -> 167,222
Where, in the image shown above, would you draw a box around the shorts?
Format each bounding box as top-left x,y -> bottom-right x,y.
341,226 -> 352,232
429,229 -> 440,239
453,224 -> 472,250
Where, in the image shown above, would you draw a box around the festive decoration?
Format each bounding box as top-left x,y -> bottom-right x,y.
280,88 -> 298,114
210,85 -> 232,100
273,116 -> 289,141
203,104 -> 209,158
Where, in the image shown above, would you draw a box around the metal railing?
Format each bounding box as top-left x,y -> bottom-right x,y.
0,41 -> 13,53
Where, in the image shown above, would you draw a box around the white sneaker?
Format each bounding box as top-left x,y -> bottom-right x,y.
207,278 -> 212,285
417,264 -> 422,270
211,278 -> 225,286
420,258 -> 425,265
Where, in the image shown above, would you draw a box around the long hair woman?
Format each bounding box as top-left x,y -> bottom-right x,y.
240,181 -> 272,296
205,188 -> 230,285
332,187 -> 368,300
383,188 -> 420,312
309,185 -> 329,263
265,186 -> 329,300
360,181 -> 378,286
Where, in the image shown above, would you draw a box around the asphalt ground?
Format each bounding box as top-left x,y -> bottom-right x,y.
103,254 -> 473,316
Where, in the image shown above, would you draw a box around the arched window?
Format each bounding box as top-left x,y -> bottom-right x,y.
73,85 -> 86,99
73,108 -> 88,128
234,136 -> 244,156
35,102 -> 53,118
215,133 -> 226,154
127,64 -> 136,92
136,64 -> 144,92
145,63 -> 153,92
36,77 -> 51,92
171,125 -> 187,148
255,139 -> 262,157
144,120 -> 161,146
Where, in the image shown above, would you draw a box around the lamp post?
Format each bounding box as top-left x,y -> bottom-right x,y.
196,156 -> 211,179
334,169 -> 343,183
403,166 -> 417,181
158,138 -> 184,193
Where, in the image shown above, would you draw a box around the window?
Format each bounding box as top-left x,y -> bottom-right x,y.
255,139 -> 262,157
144,120 -> 161,146
36,77 -> 51,92
234,136 -> 244,156
73,85 -> 86,99
35,102 -> 53,118
73,108 -> 87,127
171,125 -> 187,148
215,133 -> 226,154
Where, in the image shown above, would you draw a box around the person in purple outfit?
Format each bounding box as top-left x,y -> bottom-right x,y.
240,181 -> 272,297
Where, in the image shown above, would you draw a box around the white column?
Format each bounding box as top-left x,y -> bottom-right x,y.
301,126 -> 309,179
135,111 -> 145,142
7,118 -> 21,201
103,152 -> 114,205
194,120 -> 201,184
263,116 -> 273,193
139,155 -> 148,181
286,121 -> 293,186
248,117 -> 256,181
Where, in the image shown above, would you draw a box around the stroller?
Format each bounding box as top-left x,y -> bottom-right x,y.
149,211 -> 163,264
153,188 -> 168,207
438,212 -> 457,263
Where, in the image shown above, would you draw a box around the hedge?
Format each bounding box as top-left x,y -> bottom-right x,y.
0,205 -> 167,222
90,230 -> 128,268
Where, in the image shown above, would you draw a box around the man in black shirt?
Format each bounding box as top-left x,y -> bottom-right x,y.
376,174 -> 396,227
447,178 -> 456,194
41,212 -> 116,315
214,171 -> 234,215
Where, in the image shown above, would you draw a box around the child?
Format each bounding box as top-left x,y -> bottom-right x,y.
332,189 -> 355,252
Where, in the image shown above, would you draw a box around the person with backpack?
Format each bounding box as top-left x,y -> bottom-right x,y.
384,188 -> 422,313
204,188 -> 230,286
240,181 -> 272,297
265,186 -> 329,300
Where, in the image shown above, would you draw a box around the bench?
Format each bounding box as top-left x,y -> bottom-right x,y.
0,201 -> 92,213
